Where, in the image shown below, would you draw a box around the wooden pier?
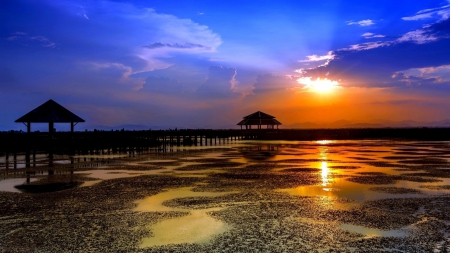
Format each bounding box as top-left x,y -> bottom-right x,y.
2,127 -> 450,168
0,129 -> 251,159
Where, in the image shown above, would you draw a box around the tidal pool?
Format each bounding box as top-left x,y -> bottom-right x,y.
340,223 -> 408,238
135,187 -> 236,247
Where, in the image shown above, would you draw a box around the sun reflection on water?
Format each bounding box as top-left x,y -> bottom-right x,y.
318,144 -> 332,190
321,161 -> 329,187
316,140 -> 333,145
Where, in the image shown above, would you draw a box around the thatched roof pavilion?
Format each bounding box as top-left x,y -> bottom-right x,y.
237,111 -> 281,129
15,99 -> 85,133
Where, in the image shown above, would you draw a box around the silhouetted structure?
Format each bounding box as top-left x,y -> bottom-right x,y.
15,99 -> 85,133
237,111 -> 281,129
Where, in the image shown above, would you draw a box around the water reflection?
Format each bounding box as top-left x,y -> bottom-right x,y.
321,161 -> 329,188
341,224 -> 408,238
316,140 -> 333,145
135,187 -> 236,247
319,144 -> 332,190
278,140 -> 450,202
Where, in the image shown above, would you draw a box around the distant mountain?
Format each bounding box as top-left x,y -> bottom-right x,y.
288,119 -> 450,129
84,124 -> 178,131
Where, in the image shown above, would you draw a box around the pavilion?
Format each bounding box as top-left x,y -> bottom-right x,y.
15,99 -> 85,134
237,111 -> 281,129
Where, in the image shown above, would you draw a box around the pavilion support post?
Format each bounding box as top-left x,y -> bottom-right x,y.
26,122 -> 31,168
48,121 -> 54,172
71,122 -> 74,133
49,122 -> 54,138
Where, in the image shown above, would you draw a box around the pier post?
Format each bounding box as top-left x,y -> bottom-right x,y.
13,152 -> 17,169
5,152 -> 9,170
33,149 -> 36,167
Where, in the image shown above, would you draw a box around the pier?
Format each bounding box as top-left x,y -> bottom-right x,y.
2,127 -> 450,162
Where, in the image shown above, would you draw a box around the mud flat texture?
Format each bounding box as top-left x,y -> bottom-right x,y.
1,140 -> 450,252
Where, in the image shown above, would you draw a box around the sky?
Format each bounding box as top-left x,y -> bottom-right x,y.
1,0 -> 450,130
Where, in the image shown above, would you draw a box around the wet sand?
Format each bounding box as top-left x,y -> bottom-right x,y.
1,140 -> 450,252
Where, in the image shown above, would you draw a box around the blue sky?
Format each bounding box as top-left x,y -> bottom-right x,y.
1,0 -> 450,130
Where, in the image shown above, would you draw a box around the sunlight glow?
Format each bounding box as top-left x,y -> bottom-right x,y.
298,77 -> 340,93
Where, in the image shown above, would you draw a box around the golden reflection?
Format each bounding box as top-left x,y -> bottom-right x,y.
316,140 -> 332,145
321,161 -> 330,187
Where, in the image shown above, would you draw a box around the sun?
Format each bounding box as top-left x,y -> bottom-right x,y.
298,77 -> 340,93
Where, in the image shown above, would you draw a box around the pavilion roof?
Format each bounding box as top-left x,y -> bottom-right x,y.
15,99 -> 85,123
237,118 -> 281,125
238,111 -> 281,125
243,111 -> 275,119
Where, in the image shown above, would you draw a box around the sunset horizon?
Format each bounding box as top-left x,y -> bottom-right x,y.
2,0 -> 450,131
4,2 -> 450,251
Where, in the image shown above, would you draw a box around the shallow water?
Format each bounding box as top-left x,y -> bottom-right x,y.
135,187 -> 236,247
2,140 -> 450,251
140,207 -> 227,247
340,223 -> 408,238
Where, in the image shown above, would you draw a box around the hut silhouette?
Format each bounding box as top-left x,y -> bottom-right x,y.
237,111 -> 281,129
15,99 -> 85,133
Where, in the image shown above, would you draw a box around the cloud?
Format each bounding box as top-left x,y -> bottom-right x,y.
143,42 -> 211,50
393,64 -> 450,86
397,29 -> 439,44
44,1 -> 222,74
84,62 -> 144,89
88,62 -> 133,79
391,72 -> 442,86
362,32 -> 385,39
414,65 -> 450,75
300,16 -> 450,88
347,19 -> 375,26
342,17 -> 450,52
342,41 -> 392,51
299,51 -> 334,62
402,3 -> 450,21
7,32 -> 56,48
196,66 -> 240,98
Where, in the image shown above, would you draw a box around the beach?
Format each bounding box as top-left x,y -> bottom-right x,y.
1,140 -> 450,252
